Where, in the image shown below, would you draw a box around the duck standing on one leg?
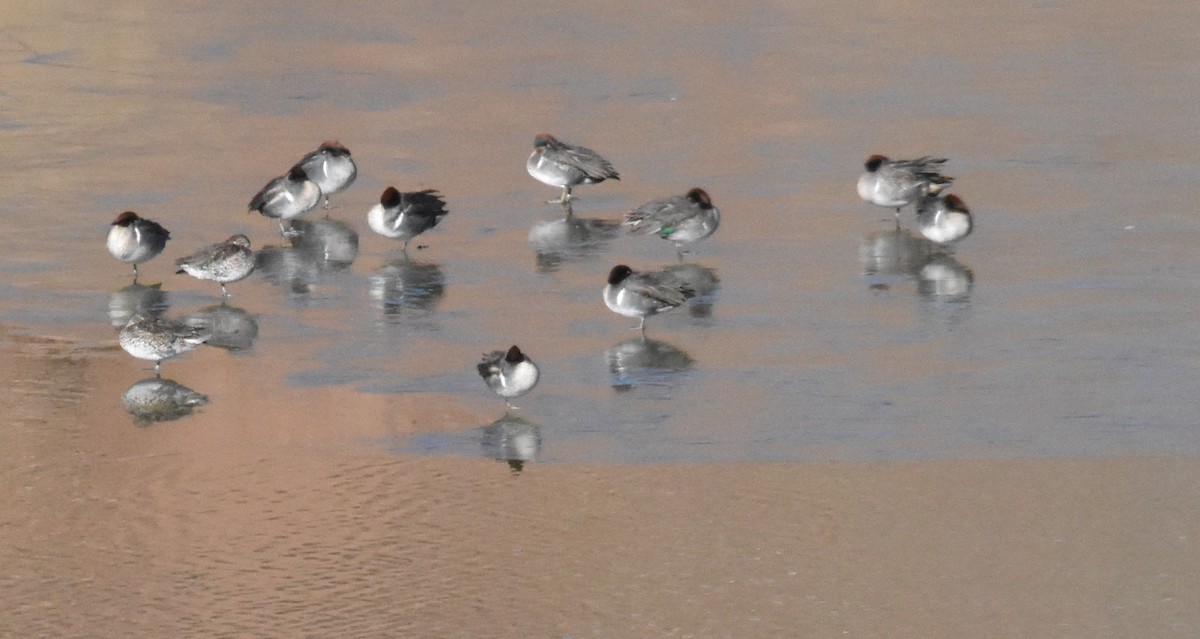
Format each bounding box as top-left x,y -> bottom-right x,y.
478,345 -> 540,409
107,211 -> 170,280
526,133 -> 620,205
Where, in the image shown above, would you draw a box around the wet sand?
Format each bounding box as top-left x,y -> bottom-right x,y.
5,338 -> 1200,636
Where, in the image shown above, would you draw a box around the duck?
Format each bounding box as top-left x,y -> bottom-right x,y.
526,133 -> 619,205
477,345 -> 540,408
107,211 -> 170,280
857,155 -> 953,217
603,264 -> 696,333
118,312 -> 210,373
175,234 -> 256,297
249,164 -> 322,234
297,141 -> 357,209
624,188 -> 720,258
915,193 -> 973,244
366,186 -> 448,251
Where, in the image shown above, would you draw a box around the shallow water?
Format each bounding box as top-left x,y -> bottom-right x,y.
3,1 -> 1199,635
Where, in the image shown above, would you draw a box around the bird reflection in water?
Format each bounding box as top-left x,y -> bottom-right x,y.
859,228 -> 973,303
481,413 -> 542,474
917,255 -> 973,303
183,304 -> 259,352
122,376 -> 208,426
108,281 -> 168,327
606,336 -> 694,392
254,244 -> 320,294
528,200 -> 621,272
288,218 -> 359,269
659,263 -> 720,319
368,257 -> 445,316
256,218 -> 359,295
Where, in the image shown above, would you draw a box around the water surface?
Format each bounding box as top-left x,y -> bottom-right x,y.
2,1 -> 1199,635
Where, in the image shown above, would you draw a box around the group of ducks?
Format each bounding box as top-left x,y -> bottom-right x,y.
855,154 -> 973,244
108,134 -> 969,409
107,135 -> 725,407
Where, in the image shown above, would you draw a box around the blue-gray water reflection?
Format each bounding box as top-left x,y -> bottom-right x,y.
660,263 -> 719,319
405,412 -> 543,473
607,337 -> 695,392
917,255 -> 973,303
860,228 -> 973,303
121,376 -> 208,426
368,257 -> 445,315
254,218 -> 359,295
254,244 -> 322,295
183,303 -> 259,352
481,413 -> 542,473
289,218 -> 359,268
528,210 -> 622,272
0,0 -> 1196,467
108,282 -> 169,327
